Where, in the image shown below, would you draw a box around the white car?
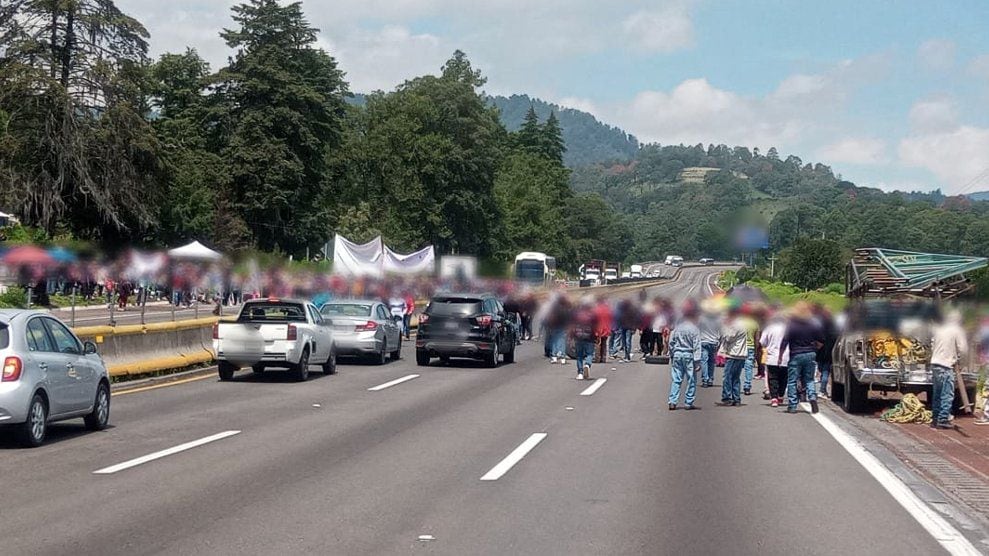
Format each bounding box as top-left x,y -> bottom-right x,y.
213,298 -> 336,381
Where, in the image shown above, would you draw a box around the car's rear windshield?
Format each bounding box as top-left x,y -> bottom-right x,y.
427,297 -> 483,316
0,323 -> 8,349
238,302 -> 307,322
321,304 -> 371,317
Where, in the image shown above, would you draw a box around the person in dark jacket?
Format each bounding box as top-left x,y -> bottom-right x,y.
780,302 -> 825,414
813,304 -> 838,398
618,298 -> 640,362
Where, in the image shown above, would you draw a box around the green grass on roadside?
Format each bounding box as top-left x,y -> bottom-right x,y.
716,271 -> 847,312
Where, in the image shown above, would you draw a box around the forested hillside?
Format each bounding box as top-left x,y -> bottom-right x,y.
489,95 -> 639,167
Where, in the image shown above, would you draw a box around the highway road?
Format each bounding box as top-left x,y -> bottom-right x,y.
0,267 -> 979,555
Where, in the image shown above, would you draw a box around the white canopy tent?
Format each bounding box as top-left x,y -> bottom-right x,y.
168,240 -> 223,261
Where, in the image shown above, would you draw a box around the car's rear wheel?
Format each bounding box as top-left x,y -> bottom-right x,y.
322,352 -> 337,375
251,364 -> 265,374
84,382 -> 110,431
218,361 -> 236,381
374,343 -> 388,365
486,341 -> 499,368
17,394 -> 47,448
503,341 -> 515,364
291,348 -> 310,382
416,350 -> 430,366
391,337 -> 402,360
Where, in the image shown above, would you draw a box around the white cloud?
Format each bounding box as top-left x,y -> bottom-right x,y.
622,6 -> 694,53
332,26 -> 447,92
899,126 -> 989,195
908,97 -> 958,132
917,39 -> 956,71
556,97 -> 599,117
816,138 -> 887,165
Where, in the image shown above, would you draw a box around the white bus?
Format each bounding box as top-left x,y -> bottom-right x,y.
514,252 -> 557,285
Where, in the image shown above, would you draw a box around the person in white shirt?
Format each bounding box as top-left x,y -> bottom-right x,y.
759,312 -> 790,408
929,309 -> 968,429
389,296 -> 407,336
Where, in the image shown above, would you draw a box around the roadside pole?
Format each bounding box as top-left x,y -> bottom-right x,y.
26,286 -> 32,308
71,285 -> 77,327
140,286 -> 146,326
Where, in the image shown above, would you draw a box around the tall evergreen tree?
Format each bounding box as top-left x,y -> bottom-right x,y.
0,0 -> 161,238
515,105 -> 543,155
217,0 -> 349,254
541,111 -> 565,164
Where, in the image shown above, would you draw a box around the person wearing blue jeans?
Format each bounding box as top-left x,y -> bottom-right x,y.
721,358 -> 745,404
667,301 -> 702,410
786,352 -> 817,411
700,342 -> 717,387
621,328 -> 634,361
817,361 -> 832,398
780,302 -> 824,414
743,347 -> 755,395
576,340 -> 595,379
930,364 -> 955,427
552,329 -> 567,362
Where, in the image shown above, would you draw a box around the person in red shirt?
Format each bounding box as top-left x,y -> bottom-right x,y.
593,296 -> 613,364
403,292 -> 415,340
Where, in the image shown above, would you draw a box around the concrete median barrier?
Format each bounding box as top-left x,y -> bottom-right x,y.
72,317 -> 218,378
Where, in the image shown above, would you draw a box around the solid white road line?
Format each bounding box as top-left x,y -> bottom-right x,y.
803,404 -> 981,556
705,273 -> 716,296
580,378 -> 607,396
368,374 -> 420,391
93,430 -> 241,475
480,433 -> 548,481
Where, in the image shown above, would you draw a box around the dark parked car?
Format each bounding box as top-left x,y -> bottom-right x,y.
415,293 -> 517,367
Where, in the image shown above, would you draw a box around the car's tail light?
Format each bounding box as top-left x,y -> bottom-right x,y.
356,320 -> 378,332
212,323 -> 219,340
287,324 -> 297,341
418,314 -> 430,325
475,315 -> 493,327
2,356 -> 22,382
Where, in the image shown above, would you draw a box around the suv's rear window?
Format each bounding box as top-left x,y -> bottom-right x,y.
427,297 -> 483,316
0,323 -> 8,349
238,302 -> 307,322
322,304 -> 371,317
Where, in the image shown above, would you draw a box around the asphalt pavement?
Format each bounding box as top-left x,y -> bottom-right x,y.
0,267 -> 970,555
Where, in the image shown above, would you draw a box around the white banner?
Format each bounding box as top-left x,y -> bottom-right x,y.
383,245 -> 435,275
332,235 -> 383,277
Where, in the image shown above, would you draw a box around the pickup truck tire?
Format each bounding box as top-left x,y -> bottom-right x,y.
322,353 -> 336,375
486,341 -> 499,368
290,348 -> 310,382
390,338 -> 402,361
843,364 -> 868,413
218,361 -> 237,381
830,375 -> 845,405
416,350 -> 430,366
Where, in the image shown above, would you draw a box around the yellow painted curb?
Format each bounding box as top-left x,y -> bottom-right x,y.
108,349 -> 215,377
74,317 -> 218,338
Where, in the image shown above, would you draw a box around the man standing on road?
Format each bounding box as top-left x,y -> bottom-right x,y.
668,301 -> 702,410
740,305 -> 759,396
719,303 -> 749,406
760,309 -> 789,407
814,304 -> 838,398
930,309 -> 968,430
781,302 -> 825,414
618,298 -> 639,363
573,297 -> 597,380
403,291 -> 415,340
698,299 -> 721,387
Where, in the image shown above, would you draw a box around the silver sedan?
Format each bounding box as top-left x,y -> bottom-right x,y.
0,310 -> 111,447
320,300 -> 402,364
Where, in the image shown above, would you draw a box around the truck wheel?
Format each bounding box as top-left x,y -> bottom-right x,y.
322,353 -> 336,375
503,341 -> 515,364
291,348 -> 310,382
486,341 -> 499,368
391,338 -> 402,361
843,366 -> 867,413
218,361 -> 237,381
17,394 -> 48,448
416,350 -> 430,366
830,376 -> 845,405
251,364 -> 265,374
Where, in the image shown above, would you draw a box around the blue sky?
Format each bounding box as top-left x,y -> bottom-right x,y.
120,0 -> 989,194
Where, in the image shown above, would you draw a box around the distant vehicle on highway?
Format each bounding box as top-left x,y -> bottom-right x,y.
629,264 -> 643,279
514,252 -> 557,285
670,256 -> 684,267
604,267 -> 619,282
621,271 -> 631,279
699,258 -> 715,265
0,310 -> 110,447
416,293 -> 517,367
213,298 -> 336,381
320,300 -> 401,364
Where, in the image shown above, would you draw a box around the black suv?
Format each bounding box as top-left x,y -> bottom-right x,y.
415,293 -> 517,367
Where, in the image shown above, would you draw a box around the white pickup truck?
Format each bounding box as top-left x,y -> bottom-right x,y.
213,298 -> 336,382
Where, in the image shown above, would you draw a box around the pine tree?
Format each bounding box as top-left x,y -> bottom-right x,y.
217,0 -> 349,254
541,111 -> 565,164
516,104 -> 543,154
